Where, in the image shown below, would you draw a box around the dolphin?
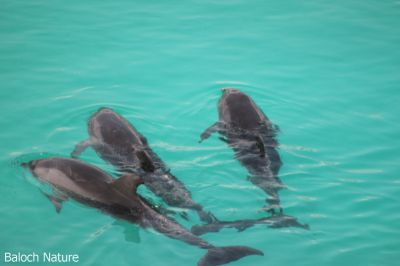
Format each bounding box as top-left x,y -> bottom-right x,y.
71,107 -> 217,223
191,214 -> 309,236
199,88 -> 283,213
22,157 -> 263,266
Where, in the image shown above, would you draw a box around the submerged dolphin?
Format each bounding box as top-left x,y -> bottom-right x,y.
71,107 -> 217,223
191,214 -> 309,236
23,157 -> 263,266
200,88 -> 283,213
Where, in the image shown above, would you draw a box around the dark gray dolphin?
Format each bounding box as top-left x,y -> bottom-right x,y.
191,214 -> 309,236
71,107 -> 217,223
200,88 -> 283,213
23,157 -> 263,266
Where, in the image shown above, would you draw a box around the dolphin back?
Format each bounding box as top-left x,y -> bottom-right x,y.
198,246 -> 263,266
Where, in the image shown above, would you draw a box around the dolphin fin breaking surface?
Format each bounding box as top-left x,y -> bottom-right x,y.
111,174 -> 143,198
135,150 -> 155,172
255,135 -> 266,158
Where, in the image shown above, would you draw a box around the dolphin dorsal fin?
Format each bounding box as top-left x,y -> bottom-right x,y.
135,150 -> 155,172
112,174 -> 144,196
255,135 -> 265,158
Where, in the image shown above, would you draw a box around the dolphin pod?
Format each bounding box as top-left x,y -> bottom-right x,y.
21,88 -> 308,265
23,158 -> 263,266
71,107 -> 217,224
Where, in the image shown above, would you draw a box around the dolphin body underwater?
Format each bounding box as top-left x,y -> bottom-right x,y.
191,214 -> 309,236
200,88 -> 283,213
23,157 -> 263,266
71,107 -> 217,223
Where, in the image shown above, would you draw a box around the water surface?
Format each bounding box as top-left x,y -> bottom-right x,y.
1,1 -> 399,265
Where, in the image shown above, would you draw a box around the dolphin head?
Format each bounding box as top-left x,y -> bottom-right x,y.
22,158 -> 75,189
219,88 -> 250,105
23,159 -> 56,183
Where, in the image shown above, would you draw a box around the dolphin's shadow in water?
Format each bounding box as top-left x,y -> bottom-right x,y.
83,220 -> 141,244
113,220 -> 141,243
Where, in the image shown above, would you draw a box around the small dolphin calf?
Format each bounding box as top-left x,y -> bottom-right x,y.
23,157 -> 263,266
71,108 -> 216,223
200,88 -> 283,213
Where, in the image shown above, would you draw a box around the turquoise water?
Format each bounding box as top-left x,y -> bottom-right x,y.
1,1 -> 400,265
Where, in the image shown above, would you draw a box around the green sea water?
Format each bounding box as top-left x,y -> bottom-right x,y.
1,1 -> 399,265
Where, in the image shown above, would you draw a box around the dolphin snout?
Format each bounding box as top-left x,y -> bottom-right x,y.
221,88 -> 239,94
29,160 -> 38,170
97,107 -> 113,113
21,160 -> 38,171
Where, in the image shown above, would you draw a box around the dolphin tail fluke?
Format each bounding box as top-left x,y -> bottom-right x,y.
198,246 -> 263,266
